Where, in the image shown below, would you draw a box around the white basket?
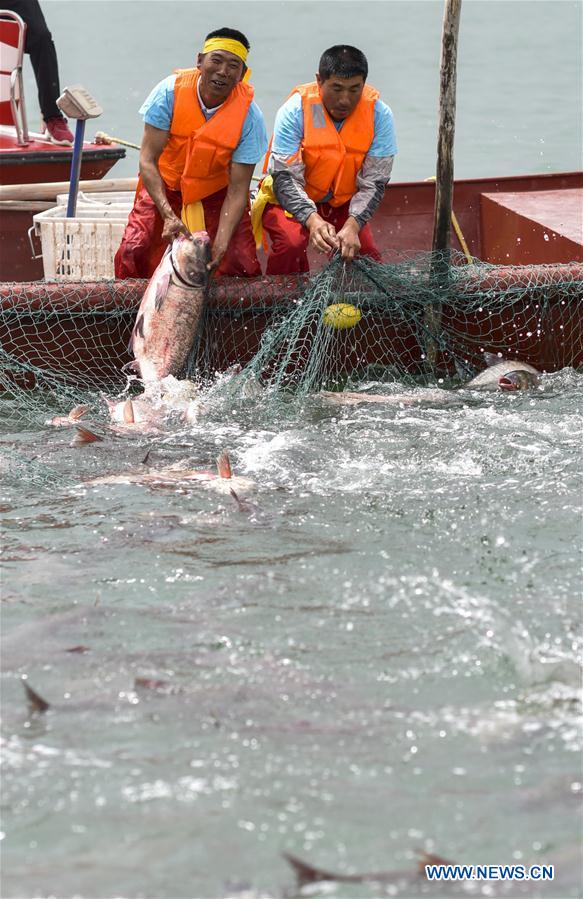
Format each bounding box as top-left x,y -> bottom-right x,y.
31,205 -> 130,281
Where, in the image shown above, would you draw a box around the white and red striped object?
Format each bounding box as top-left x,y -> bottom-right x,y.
0,10 -> 29,142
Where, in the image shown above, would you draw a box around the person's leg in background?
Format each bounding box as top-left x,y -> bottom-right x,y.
262,204 -> 310,275
5,0 -> 73,142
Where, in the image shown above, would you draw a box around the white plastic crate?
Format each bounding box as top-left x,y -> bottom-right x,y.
56,190 -> 134,211
31,205 -> 130,280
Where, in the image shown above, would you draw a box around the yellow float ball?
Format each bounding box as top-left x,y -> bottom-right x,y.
322,303 -> 362,329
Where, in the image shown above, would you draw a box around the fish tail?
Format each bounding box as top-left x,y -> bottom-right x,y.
454,357 -> 474,382
123,399 -> 135,424
282,852 -> 330,886
416,850 -> 454,873
216,452 -> 232,479
229,487 -> 245,510
71,425 -> 103,447
68,404 -> 90,421
23,679 -> 50,713
229,487 -> 255,514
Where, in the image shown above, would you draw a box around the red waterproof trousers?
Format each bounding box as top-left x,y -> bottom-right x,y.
114,185 -> 261,279
262,202 -> 382,275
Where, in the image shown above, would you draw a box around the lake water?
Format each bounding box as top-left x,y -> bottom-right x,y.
17,1 -> 582,182
2,2 -> 582,898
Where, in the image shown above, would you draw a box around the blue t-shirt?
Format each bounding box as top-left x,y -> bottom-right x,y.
271,91 -> 397,159
140,74 -> 268,165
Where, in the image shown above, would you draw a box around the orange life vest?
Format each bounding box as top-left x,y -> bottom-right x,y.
157,68 -> 253,204
284,81 -> 379,207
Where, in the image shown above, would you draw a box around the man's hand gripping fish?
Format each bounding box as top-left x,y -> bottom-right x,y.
130,232 -> 211,384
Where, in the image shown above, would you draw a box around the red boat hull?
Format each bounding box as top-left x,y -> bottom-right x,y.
1,263 -> 581,394
369,171 -> 583,264
0,133 -> 125,281
0,130 -> 125,184
1,171 -> 582,389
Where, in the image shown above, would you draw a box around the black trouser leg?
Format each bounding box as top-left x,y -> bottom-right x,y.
4,0 -> 62,120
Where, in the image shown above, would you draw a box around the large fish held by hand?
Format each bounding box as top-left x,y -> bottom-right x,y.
130,233 -> 210,384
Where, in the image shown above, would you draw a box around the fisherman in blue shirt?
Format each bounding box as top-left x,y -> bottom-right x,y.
115,27 -> 268,279
251,45 -> 397,273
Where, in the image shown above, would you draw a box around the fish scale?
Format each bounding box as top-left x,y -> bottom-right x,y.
130,232 -> 211,384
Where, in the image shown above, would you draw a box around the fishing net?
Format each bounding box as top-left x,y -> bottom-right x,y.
202,251 -> 583,409
1,251 -> 582,482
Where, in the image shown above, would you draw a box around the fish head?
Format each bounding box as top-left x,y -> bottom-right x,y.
498,370 -> 539,391
172,232 -> 211,287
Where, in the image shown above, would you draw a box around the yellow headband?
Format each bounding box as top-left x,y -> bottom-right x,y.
202,37 -> 248,63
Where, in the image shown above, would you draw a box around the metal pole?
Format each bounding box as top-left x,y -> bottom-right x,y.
66,119 -> 86,218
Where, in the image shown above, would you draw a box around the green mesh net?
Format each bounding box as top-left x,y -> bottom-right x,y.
1,251 -> 582,482
205,251 -> 583,410
0,281 -> 143,428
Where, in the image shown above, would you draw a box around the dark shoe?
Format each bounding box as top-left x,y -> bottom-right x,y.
44,116 -> 74,145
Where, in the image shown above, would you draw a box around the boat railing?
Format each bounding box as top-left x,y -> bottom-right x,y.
0,9 -> 30,145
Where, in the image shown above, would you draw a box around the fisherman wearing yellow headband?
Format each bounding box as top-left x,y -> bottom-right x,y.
115,27 -> 268,279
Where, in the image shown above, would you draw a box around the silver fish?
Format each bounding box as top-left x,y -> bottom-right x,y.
46,404 -> 90,427
103,395 -> 165,433
130,232 -> 210,384
104,376 -> 202,432
86,452 -> 257,497
465,353 -> 540,390
320,388 -> 450,407
322,355 -> 541,406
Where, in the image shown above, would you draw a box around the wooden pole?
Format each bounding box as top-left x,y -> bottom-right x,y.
0,177 -> 138,202
426,0 -> 462,370
432,0 -> 462,252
